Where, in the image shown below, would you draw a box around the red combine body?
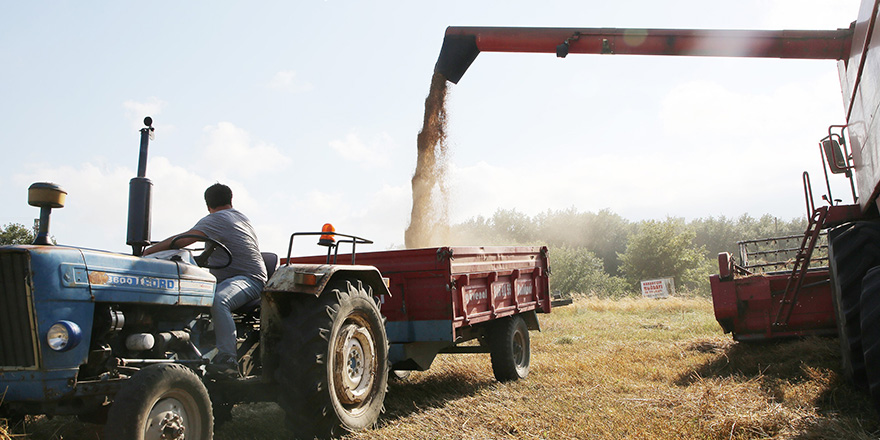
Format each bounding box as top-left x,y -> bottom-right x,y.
710,237 -> 837,341
710,204 -> 863,341
287,245 -> 551,371
711,268 -> 836,341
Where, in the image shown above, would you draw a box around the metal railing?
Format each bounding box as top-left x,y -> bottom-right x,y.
737,232 -> 828,274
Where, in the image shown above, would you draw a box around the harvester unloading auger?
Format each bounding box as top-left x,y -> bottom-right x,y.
410,25 -> 853,249
434,25 -> 852,83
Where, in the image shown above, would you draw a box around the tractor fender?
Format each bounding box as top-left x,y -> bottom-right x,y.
264,263 -> 389,299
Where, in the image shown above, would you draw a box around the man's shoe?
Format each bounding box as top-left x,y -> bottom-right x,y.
207,353 -> 239,379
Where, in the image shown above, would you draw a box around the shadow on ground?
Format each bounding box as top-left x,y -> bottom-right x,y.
379,368 -> 497,423
675,336 -> 878,439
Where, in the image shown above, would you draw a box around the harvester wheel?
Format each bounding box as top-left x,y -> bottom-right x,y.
489,314 -> 530,382
275,279 -> 389,439
861,266 -> 880,407
105,363 -> 212,440
828,222 -> 880,390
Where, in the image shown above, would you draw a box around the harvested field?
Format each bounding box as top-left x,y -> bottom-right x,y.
6,297 -> 878,439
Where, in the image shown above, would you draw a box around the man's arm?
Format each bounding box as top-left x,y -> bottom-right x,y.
143,229 -> 207,256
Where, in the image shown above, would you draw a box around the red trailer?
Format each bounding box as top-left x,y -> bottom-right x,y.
285,244 -> 551,378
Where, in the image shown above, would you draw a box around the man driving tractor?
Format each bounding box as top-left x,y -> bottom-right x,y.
144,183 -> 267,378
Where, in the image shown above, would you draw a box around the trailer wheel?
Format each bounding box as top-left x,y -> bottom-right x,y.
275,279 -> 389,439
828,222 -> 880,390
489,314 -> 530,382
861,266 -> 880,407
105,363 -> 212,440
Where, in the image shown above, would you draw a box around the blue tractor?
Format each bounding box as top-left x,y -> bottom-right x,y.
0,118 -> 393,439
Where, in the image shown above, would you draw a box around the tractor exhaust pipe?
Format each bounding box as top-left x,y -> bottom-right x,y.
126,117 -> 155,256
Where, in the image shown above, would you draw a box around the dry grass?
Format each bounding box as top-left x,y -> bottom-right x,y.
10,297 -> 880,439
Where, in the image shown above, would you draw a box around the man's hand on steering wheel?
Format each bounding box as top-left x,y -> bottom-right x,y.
169,234 -> 233,269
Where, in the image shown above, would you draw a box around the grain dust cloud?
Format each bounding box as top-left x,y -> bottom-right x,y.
405,72 -> 451,249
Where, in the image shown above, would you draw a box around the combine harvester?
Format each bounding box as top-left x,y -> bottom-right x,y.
432,0 -> 880,406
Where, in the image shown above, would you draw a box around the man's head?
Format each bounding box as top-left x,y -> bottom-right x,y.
205,183 -> 233,210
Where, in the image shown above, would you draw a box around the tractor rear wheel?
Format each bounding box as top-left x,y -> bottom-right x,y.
275,279 -> 389,439
489,314 -> 530,382
828,222 -> 880,390
105,363 -> 212,440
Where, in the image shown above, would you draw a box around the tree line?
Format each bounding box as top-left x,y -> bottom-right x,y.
448,208 -> 808,298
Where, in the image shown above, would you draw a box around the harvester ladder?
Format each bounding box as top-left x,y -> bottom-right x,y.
773,205 -> 829,327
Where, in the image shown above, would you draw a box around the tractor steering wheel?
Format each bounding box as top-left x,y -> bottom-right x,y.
169,234 -> 232,269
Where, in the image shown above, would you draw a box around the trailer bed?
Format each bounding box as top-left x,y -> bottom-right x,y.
287,246 -> 551,343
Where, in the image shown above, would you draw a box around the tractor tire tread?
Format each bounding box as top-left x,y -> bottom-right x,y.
829,222 -> 880,390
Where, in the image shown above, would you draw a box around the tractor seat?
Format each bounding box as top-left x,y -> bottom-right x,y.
234,252 -> 278,314
262,252 -> 278,280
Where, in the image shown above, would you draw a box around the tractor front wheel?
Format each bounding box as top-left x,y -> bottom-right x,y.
105,363 -> 212,440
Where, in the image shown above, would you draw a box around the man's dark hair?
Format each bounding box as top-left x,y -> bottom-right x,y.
205,183 -> 233,209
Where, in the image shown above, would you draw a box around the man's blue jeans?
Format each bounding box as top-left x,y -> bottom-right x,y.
212,275 -> 264,358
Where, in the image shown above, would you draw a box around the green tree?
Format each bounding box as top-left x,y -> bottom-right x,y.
580,209 -> 632,275
618,219 -> 708,292
449,215 -> 501,245
490,208 -> 535,244
450,209 -> 538,246
0,223 -> 35,245
534,207 -> 632,275
551,245 -> 630,298
690,215 -> 740,260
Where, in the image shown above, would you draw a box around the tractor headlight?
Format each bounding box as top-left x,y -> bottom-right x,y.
47,321 -> 82,352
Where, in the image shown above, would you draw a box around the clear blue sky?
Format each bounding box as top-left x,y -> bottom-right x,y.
1,0 -> 861,257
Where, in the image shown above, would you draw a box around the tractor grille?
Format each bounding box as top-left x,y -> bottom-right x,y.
0,251 -> 38,368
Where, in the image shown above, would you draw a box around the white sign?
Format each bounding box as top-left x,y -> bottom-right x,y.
640,277 -> 674,299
